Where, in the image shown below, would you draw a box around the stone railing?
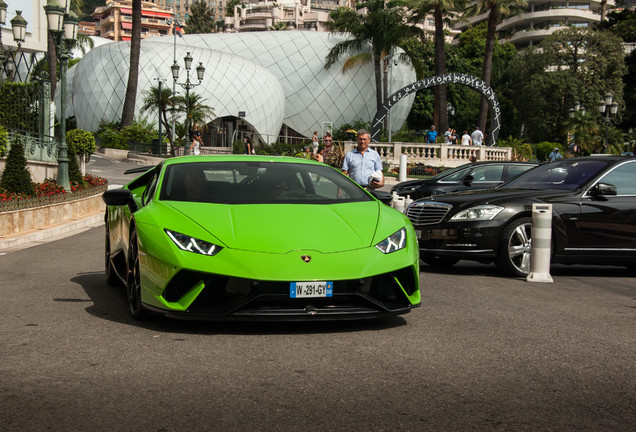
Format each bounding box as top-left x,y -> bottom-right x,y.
343,142 -> 513,168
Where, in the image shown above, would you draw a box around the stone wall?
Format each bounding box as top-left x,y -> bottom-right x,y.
0,193 -> 105,238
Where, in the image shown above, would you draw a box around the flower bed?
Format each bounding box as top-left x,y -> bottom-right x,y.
0,174 -> 107,212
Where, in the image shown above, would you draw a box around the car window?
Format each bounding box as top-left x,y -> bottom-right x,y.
159,161 -> 371,204
142,166 -> 162,206
508,164 -> 535,179
504,160 -> 610,190
469,165 -> 503,182
595,161 -> 636,195
440,167 -> 470,182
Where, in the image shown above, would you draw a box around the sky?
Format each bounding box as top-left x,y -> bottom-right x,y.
7,2 -> 33,32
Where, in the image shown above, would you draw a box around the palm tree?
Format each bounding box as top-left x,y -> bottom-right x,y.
326,2 -> 422,119
120,0 -> 142,127
409,0 -> 463,133
466,0 -> 527,134
173,92 -> 215,143
563,110 -> 600,155
141,85 -> 178,155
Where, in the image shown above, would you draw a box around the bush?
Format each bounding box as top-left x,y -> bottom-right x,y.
95,120 -> 154,150
67,129 -> 96,155
122,123 -> 154,146
535,141 -> 560,162
0,137 -> 35,196
96,127 -> 128,149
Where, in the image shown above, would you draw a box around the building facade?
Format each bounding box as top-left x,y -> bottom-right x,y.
454,0 -> 616,48
62,31 -> 416,145
93,0 -> 175,41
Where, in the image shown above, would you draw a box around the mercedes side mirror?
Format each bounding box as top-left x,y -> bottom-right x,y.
589,183 -> 617,198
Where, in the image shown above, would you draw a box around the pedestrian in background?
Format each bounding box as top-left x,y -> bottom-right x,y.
244,137 -> 253,155
549,148 -> 562,162
461,130 -> 472,146
342,129 -> 384,189
426,125 -> 438,143
190,125 -> 202,155
471,127 -> 484,146
312,131 -> 320,155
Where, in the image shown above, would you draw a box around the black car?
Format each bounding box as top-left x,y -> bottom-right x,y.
406,156 -> 636,277
391,161 -> 538,200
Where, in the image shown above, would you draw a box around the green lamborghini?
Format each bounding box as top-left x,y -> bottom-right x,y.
103,155 -> 420,321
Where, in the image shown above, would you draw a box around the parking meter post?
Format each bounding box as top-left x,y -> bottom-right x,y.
526,203 -> 553,283
399,154 -> 407,182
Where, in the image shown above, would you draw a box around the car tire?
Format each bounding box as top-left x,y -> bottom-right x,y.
105,222 -> 120,286
127,226 -> 149,320
497,217 -> 533,277
421,256 -> 460,267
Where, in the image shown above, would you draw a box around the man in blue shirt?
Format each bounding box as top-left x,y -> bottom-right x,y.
426,125 -> 437,143
549,148 -> 563,161
342,129 -> 384,189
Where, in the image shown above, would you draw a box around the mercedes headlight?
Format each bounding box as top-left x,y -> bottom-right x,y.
449,205 -> 504,222
375,227 -> 407,254
165,229 -> 223,256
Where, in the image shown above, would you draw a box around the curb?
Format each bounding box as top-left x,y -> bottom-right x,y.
0,212 -> 104,254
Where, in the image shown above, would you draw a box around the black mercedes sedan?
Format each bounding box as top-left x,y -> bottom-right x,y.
391,161 -> 538,200
406,156 -> 636,277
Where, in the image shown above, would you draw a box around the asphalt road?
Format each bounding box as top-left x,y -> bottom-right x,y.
1,154 -> 634,431
1,225 -> 635,431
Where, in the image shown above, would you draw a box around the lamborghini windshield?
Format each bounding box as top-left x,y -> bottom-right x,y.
159,161 -> 372,204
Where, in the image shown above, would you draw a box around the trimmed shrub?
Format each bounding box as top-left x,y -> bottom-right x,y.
0,138 -> 35,196
67,129 -> 96,156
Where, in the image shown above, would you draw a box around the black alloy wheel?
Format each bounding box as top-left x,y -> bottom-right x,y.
127,226 -> 149,320
497,217 -> 533,277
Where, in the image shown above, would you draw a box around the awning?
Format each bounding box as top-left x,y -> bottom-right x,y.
142,10 -> 172,18
121,22 -> 132,30
121,36 -> 131,41
120,8 -> 132,14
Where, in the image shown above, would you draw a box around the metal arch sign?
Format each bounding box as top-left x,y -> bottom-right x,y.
370,73 -> 502,146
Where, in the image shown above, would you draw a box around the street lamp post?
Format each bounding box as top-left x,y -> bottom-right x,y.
384,53 -> 398,143
0,4 -> 28,83
44,0 -> 78,191
597,92 -> 618,154
168,18 -> 180,152
172,52 -> 205,155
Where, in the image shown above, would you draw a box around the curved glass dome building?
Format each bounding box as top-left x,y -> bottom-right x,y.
64,31 -> 416,145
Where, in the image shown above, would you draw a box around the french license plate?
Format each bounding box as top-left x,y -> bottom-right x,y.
290,281 -> 333,298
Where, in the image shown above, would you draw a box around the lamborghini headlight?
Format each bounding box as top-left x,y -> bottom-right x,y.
449,205 -> 504,222
375,227 -> 407,254
165,229 -> 223,256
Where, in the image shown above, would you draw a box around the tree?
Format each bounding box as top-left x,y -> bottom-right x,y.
509,27 -> 626,145
409,0 -> 464,132
141,84 -> 179,155
226,0 -> 243,17
173,92 -> 215,144
325,2 -> 422,122
186,1 -> 215,34
0,138 -> 35,196
465,0 -> 527,133
120,0 -> 142,127
600,9 -> 636,136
